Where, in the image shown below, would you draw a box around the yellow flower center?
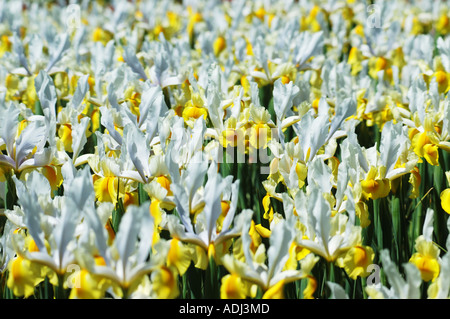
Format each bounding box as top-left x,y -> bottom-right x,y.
208,243 -> 216,259
28,239 -> 40,253
281,75 -> 290,84
353,246 -> 367,266
213,36 -> 226,56
295,162 -> 307,188
435,70 -> 448,85
94,255 -> 106,266
122,191 -> 139,209
58,124 -> 73,153
41,165 -> 63,192
375,57 -> 388,72
94,176 -> 118,203
167,238 -> 181,268
182,105 -> 208,123
254,7 -> 266,20
361,177 -> 390,199
156,175 -> 172,195
11,256 -> 27,282
423,143 -> 439,166
410,254 -> 440,282
221,274 -> 246,299
151,266 -> 178,298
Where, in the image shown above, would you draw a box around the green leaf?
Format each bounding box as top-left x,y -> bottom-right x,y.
138,182 -> 149,205
112,197 -> 125,233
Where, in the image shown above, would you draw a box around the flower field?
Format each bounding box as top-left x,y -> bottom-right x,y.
1,0 -> 450,300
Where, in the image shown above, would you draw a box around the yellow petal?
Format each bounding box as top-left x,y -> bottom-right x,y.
409,253 -> 440,282
361,178 -> 390,200
423,143 -> 439,166
151,266 -> 179,299
213,36 -> 226,56
441,189 -> 450,214
182,105 -> 208,125
302,276 -> 317,299
69,269 -> 106,299
262,279 -> 285,299
94,176 -> 118,204
262,194 -> 274,222
7,256 -> 44,298
220,274 -> 247,299
340,245 -> 375,280
167,238 -> 193,276
156,175 -> 172,195
58,124 -> 73,153
41,165 -> 63,193
254,224 -> 271,238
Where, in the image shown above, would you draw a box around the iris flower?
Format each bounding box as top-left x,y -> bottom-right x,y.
222,217 -> 312,298
81,200 -> 166,298
166,159 -> 246,265
294,184 -> 360,263
365,249 -> 422,299
0,102 -> 50,173
9,169 -> 84,288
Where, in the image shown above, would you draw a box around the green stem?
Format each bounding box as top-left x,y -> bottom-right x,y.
373,198 -> 383,252
411,163 -> 427,248
251,162 -> 263,225
55,274 -> 66,299
296,278 -> 306,299
182,272 -> 189,299
328,262 -> 335,283
112,197 -> 125,233
205,256 -> 218,299
390,196 -> 401,264
121,286 -> 129,299
361,277 -> 368,299
138,182 -> 149,204
4,172 -> 17,211
44,276 -> 52,299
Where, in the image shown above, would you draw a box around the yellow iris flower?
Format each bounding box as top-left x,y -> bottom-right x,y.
93,175 -> 121,205
412,130 -> 440,166
220,273 -> 251,299
302,275 -> 318,299
361,166 -> 391,200
7,255 -> 44,298
355,201 -> 371,228
347,47 -> 365,76
151,266 -> 179,299
68,268 -> 109,299
0,34 -> 12,57
409,166 -> 422,199
92,27 -> 113,46
436,11 -> 450,35
336,245 -> 375,280
182,91 -> 209,127
40,165 -> 64,194
166,238 -> 194,276
213,36 -> 226,56
187,7 -> 203,41
409,236 -> 441,282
